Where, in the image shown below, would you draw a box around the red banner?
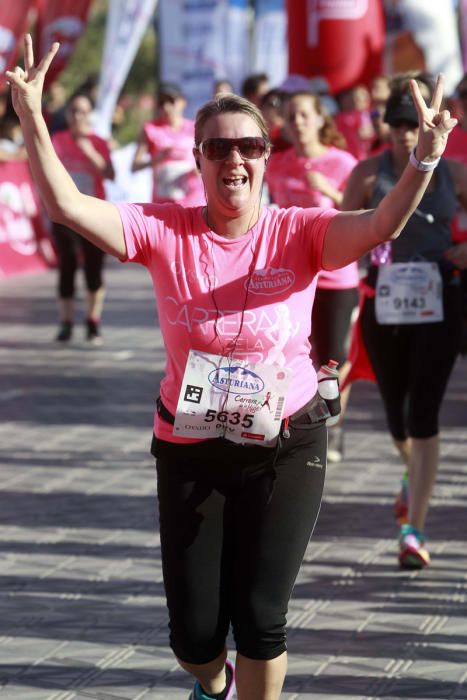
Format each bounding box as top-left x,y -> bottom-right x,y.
35,0 -> 92,88
0,1 -> 35,89
0,160 -> 55,279
287,0 -> 385,95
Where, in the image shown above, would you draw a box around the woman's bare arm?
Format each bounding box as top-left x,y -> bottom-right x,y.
6,35 -> 125,258
321,76 -> 457,270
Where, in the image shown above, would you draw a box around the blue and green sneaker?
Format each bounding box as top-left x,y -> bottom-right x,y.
188,659 -> 235,700
399,523 -> 430,569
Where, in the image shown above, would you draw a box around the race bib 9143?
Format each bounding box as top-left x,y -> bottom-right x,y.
375,262 -> 443,325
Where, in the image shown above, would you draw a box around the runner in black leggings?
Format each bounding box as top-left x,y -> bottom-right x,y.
50,91 -> 114,344
342,72 -> 467,569
265,91 -> 359,464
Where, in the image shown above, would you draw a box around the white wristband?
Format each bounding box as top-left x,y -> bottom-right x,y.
409,148 -> 440,172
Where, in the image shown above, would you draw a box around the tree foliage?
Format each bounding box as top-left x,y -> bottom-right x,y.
56,0 -> 158,143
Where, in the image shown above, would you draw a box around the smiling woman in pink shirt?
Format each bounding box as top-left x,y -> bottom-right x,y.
7,35 -> 457,700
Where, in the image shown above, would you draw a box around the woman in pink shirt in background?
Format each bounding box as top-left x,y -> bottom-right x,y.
335,84 -> 375,161
8,35 -> 456,700
266,91 -> 358,461
51,91 -> 115,344
131,82 -> 205,207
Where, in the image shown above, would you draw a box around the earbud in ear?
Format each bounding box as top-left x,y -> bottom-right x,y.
196,160 -> 201,170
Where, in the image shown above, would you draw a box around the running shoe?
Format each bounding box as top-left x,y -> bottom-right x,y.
394,471 -> 409,525
188,659 -> 235,700
399,523 -> 430,569
56,321 -> 73,342
86,319 -> 103,346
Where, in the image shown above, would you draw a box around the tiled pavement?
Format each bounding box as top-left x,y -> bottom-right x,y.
1,260 -> 466,700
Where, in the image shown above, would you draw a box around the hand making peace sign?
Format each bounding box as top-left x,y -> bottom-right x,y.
6,33 -> 457,166
410,74 -> 457,162
6,34 -> 60,120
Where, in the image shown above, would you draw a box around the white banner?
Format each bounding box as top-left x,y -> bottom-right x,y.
253,0 -> 287,86
104,142 -> 153,203
94,0 -> 158,138
384,0 -> 463,96
159,0 -> 250,118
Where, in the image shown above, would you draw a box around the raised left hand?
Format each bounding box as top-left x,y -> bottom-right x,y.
411,74 -> 457,162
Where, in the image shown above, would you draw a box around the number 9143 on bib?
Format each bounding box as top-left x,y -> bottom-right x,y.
375,262 -> 443,325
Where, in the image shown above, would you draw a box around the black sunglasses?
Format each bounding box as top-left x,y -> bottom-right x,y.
198,137 -> 268,161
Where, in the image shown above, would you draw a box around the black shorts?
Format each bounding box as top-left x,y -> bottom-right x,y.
153,420 -> 327,663
52,223 -> 105,297
361,275 -> 462,439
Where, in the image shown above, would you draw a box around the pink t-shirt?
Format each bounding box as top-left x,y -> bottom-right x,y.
52,130 -> 111,200
266,146 -> 359,290
444,125 -> 467,243
117,203 -> 337,442
144,118 -> 205,207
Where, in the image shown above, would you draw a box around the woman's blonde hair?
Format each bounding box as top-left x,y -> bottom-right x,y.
194,93 -> 270,146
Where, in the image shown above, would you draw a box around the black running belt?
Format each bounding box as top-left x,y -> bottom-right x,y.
156,393 -> 331,427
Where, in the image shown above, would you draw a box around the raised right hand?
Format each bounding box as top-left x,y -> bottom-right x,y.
410,74 -> 457,162
6,34 -> 59,120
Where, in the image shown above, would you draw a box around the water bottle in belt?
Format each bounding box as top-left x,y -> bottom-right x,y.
317,359 -> 341,427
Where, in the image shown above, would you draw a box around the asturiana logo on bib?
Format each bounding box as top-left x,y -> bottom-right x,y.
246,267 -> 295,295
391,265 -> 428,285
208,366 -> 264,395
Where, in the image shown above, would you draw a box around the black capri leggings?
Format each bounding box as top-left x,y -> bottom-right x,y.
311,286 -> 358,368
361,279 -> 462,440
153,421 -> 327,663
52,223 -> 105,298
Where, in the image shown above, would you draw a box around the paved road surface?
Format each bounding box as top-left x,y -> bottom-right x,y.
1,261 -> 466,700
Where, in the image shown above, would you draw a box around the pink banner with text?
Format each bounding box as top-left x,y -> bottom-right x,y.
0,160 -> 55,279
0,1 -> 35,89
